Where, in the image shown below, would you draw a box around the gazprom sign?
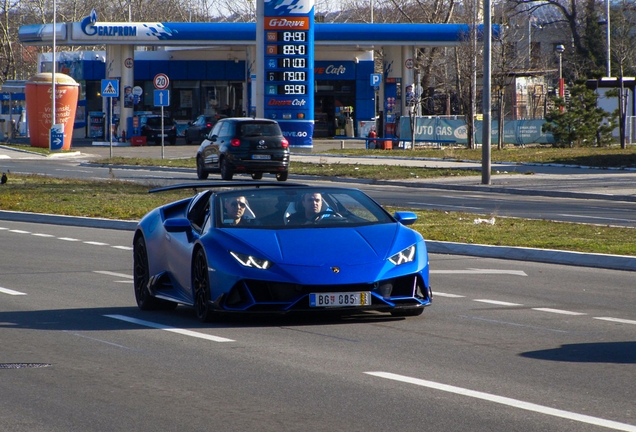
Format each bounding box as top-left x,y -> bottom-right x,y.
71,9 -> 170,42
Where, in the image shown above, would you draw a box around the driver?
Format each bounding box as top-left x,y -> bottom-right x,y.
287,192 -> 323,225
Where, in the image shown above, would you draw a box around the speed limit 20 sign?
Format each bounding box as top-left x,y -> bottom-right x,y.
153,73 -> 169,90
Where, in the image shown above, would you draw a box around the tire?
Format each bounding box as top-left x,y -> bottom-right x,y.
390,307 -> 424,317
133,235 -> 162,310
193,249 -> 214,322
196,157 -> 209,180
251,172 -> 263,180
169,138 -> 176,146
276,171 -> 289,182
220,158 -> 233,180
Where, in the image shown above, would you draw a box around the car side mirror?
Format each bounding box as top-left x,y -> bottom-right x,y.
394,211 -> 417,226
164,217 -> 192,232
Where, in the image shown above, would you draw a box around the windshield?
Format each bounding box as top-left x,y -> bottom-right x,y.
215,187 -> 393,228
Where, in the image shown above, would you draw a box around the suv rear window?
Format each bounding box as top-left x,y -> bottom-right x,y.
238,122 -> 281,137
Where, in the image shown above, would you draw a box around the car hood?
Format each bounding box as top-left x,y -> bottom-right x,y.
221,224 -> 415,266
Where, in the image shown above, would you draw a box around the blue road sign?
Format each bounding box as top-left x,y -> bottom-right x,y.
49,124 -> 64,150
101,79 -> 119,98
370,73 -> 382,87
154,90 -> 170,107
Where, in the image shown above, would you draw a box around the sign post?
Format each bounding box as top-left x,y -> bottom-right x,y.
101,79 -> 120,158
49,123 -> 64,151
153,74 -> 170,159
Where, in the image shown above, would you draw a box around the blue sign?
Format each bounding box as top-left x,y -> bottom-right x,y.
262,0 -> 314,147
101,79 -> 119,98
154,90 -> 170,107
370,73 -> 382,87
49,124 -> 64,150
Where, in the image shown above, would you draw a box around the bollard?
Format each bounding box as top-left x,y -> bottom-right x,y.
341,140 -> 345,149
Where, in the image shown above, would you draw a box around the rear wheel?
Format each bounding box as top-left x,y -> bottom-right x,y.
220,158 -> 234,180
196,157 -> 209,180
276,171 -> 289,182
251,172 -> 263,180
193,249 -> 214,322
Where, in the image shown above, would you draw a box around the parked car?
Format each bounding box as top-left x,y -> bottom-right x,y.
133,182 -> 432,321
140,115 -> 177,145
184,114 -> 226,144
196,117 -> 290,181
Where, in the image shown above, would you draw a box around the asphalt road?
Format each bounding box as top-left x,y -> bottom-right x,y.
1,219 -> 635,432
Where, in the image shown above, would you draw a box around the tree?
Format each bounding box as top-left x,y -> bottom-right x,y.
542,82 -> 614,147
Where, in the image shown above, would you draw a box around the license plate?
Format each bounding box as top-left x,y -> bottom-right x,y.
309,292 -> 371,308
252,154 -> 271,160
161,134 -> 168,137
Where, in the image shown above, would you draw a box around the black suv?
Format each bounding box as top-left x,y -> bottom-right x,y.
141,115 -> 177,146
196,118 -> 290,181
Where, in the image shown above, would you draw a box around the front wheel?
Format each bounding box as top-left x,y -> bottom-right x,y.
193,249 -> 215,322
276,171 -> 288,182
133,236 -> 161,310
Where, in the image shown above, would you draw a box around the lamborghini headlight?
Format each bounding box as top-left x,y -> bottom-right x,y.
230,251 -> 272,269
388,245 -> 416,266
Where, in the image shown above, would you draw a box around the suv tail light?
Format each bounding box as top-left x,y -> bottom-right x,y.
281,138 -> 289,149
230,138 -> 241,147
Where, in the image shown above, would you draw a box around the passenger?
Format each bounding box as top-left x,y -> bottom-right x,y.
287,192 -> 323,224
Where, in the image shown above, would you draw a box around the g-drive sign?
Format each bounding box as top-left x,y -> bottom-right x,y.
153,74 -> 169,90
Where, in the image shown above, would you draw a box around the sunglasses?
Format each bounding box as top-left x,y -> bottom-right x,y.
230,201 -> 246,208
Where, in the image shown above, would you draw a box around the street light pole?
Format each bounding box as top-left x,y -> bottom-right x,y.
606,0 -> 611,77
556,44 -> 565,98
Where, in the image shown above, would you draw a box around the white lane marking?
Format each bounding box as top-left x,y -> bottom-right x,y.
104,315 -> 235,342
559,214 -> 635,223
366,372 -> 636,432
474,299 -> 523,306
0,286 -> 27,296
112,245 -> 133,250
9,229 -> 30,234
0,227 -> 8,230
58,237 -> 80,242
594,317 -> 636,326
432,269 -> 527,276
31,233 -> 55,237
433,292 -> 466,298
84,241 -> 110,246
532,308 -> 586,316
94,271 -> 132,279
115,280 -> 134,284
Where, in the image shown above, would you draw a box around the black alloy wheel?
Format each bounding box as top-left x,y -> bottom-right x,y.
251,172 -> 263,180
276,171 -> 288,182
133,236 -> 160,310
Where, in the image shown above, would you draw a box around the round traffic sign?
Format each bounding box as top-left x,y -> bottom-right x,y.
154,73 -> 169,90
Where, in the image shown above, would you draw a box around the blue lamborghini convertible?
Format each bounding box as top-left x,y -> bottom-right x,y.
133,182 -> 432,321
